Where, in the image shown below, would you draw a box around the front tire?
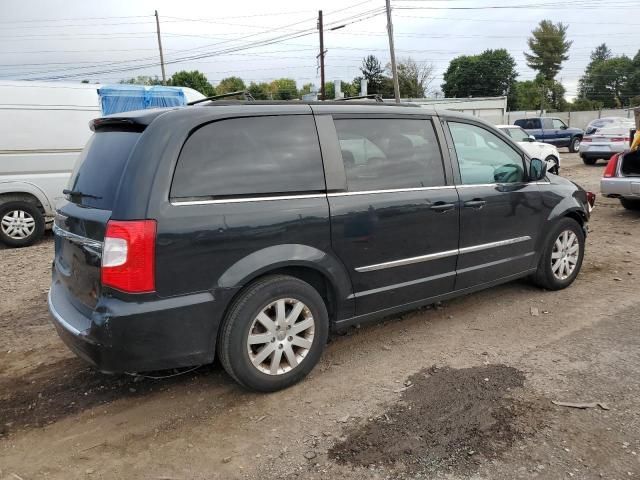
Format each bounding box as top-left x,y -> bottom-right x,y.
218,275 -> 329,392
0,200 -> 45,247
569,136 -> 581,153
532,217 -> 585,290
620,198 -> 640,210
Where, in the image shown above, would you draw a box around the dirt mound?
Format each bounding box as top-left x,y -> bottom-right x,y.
329,365 -> 547,475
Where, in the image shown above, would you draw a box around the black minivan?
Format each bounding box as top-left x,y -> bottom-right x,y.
49,102 -> 594,391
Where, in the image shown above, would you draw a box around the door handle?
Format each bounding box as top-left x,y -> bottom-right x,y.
463,199 -> 486,209
429,202 -> 455,212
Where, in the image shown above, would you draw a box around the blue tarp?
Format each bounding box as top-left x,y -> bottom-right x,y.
98,85 -> 186,115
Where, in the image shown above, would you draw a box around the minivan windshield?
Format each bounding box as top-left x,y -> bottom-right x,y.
67,131 -> 141,209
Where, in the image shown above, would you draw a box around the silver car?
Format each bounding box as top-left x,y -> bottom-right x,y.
581,117 -> 635,165
600,146 -> 640,210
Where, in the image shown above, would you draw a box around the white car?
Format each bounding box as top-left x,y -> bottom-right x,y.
497,125 -> 561,174
581,116 -> 636,165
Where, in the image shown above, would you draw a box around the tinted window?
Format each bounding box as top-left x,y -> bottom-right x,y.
171,116 -> 324,199
515,119 -> 538,130
449,122 -> 525,185
68,131 -> 141,210
334,118 -> 445,191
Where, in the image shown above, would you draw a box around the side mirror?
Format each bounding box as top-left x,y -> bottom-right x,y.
528,135 -> 536,142
529,158 -> 547,181
560,125 -> 568,130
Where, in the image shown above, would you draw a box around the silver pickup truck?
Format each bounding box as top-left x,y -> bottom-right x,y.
600,130 -> 640,210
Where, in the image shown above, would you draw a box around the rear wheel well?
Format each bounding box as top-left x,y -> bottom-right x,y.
262,266 -> 337,323
0,192 -> 45,215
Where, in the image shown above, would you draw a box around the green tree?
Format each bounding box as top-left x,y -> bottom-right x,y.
442,49 -> 517,102
323,81 -> 358,99
269,78 -> 297,100
360,55 -> 386,94
248,81 -> 271,100
568,97 -> 603,111
169,70 -> 215,96
395,57 -> 434,98
524,20 -> 572,81
589,56 -> 635,107
120,75 -> 164,86
511,76 -> 566,111
578,43 -> 613,98
216,76 -> 246,95
299,83 -> 314,96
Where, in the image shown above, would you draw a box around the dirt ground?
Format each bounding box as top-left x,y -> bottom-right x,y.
1,152 -> 640,480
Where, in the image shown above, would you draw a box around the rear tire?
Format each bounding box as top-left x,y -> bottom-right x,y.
531,217 -> 585,291
218,275 -> 329,392
0,200 -> 45,247
620,198 -> 640,210
569,136 -> 581,153
581,156 -> 597,165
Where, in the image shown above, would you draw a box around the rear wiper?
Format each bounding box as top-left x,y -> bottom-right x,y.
63,189 -> 102,200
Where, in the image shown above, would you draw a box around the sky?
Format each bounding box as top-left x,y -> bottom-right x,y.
0,0 -> 639,100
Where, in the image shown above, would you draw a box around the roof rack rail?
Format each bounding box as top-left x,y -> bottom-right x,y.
335,94 -> 384,103
188,90 -> 255,105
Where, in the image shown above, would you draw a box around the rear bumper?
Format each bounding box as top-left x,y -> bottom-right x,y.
581,148 -> 624,160
600,177 -> 640,199
49,276 -> 238,373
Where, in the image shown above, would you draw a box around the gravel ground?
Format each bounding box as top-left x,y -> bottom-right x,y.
1,152 -> 640,480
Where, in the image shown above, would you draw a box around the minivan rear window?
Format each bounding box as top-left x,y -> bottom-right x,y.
171,115 -> 325,199
67,131 -> 141,209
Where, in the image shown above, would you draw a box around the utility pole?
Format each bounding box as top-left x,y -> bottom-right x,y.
318,10 -> 325,101
155,10 -> 167,85
385,0 -> 400,103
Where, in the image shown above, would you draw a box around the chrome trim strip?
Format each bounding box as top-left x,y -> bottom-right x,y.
348,271 -> 456,298
355,248 -> 459,273
171,193 -> 327,206
48,289 -> 82,336
354,236 -> 531,273
456,183 -> 499,188
458,236 -> 531,255
52,224 -> 103,251
328,186 -> 455,197
456,251 -> 535,274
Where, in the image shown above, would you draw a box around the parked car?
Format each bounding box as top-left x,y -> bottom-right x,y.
496,124 -> 561,174
580,117 -> 636,165
0,80 -> 204,247
49,102 -> 594,392
601,130 -> 640,210
514,117 -> 583,153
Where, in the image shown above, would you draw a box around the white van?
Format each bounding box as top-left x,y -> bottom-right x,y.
0,80 -> 204,247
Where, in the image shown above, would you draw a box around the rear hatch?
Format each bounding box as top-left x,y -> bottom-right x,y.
54,128 -> 142,313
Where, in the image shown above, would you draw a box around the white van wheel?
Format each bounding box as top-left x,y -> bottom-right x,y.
0,200 -> 45,247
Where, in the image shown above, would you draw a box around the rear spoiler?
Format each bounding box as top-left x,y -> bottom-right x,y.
90,118 -> 148,132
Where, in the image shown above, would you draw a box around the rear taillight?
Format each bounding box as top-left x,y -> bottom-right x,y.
582,137 -> 592,142
611,137 -> 630,142
603,153 -> 620,178
101,220 -> 156,293
586,191 -> 596,208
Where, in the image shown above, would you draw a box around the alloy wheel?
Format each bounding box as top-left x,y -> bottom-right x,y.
247,298 -> 315,375
551,230 -> 580,280
1,209 -> 36,240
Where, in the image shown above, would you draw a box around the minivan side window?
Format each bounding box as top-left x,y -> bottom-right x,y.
171,115 -> 325,199
334,118 -> 445,191
448,122 -> 525,185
